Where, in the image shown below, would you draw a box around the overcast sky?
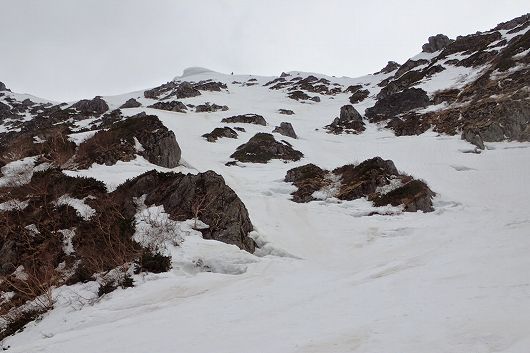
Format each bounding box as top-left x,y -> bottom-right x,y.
0,0 -> 528,102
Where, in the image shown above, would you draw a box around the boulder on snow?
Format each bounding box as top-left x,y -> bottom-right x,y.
365,88 -> 430,122
0,81 -> 9,92
116,170 -> 256,252
285,157 -> 435,212
376,61 -> 401,74
71,96 -> 109,115
195,102 -> 229,113
148,100 -> 187,113
325,104 -> 365,134
75,113 -> 181,168
221,114 -> 267,126
230,133 -> 303,163
278,109 -> 295,115
422,34 -> 453,53
273,122 -> 297,139
120,98 -> 142,109
202,127 -> 238,142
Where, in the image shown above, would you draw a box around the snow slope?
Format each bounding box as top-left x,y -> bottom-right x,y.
3,67 -> 530,353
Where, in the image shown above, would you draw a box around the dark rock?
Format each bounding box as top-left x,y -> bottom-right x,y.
325,104 -> 365,134
366,88 -> 430,122
221,114 -> 267,126
349,89 -> 370,104
385,114 -> 431,136
234,127 -> 246,132
376,61 -> 401,74
148,101 -> 187,113
422,34 -> 453,53
175,82 -> 201,99
333,157 -> 399,200
393,59 -> 429,79
71,96 -> 109,115
310,96 -> 321,102
120,98 -> 142,109
373,179 -> 435,212
288,90 -> 311,101
285,157 -> 435,212
75,114 -> 181,168
195,102 -> 229,113
284,164 -> 328,203
462,128 -> 485,149
202,127 -> 238,142
278,109 -> 295,115
493,13 -> 530,31
0,81 -> 9,92
273,122 -> 297,139
230,133 -> 303,163
193,81 -> 227,92
116,170 -> 255,252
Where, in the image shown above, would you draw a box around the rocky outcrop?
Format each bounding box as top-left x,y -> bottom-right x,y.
71,96 -> 109,115
0,81 -> 9,92
221,114 -> 267,126
116,170 -> 256,252
366,88 -> 430,122
148,100 -> 187,113
349,89 -> 370,104
285,157 -> 435,212
325,105 -> 365,134
195,102 -> 229,113
202,127 -> 238,142
75,114 -> 181,168
288,90 -> 311,101
0,166 -> 256,335
273,122 -> 297,139
120,98 -> 142,109
422,34 -> 453,53
376,61 -> 401,74
175,82 -> 201,99
230,133 -> 303,163
278,109 -> 295,115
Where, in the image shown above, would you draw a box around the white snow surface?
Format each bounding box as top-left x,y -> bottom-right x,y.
3,68 -> 530,353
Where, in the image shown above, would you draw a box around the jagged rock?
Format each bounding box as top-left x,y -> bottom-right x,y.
273,122 -> 297,139
349,89 -> 370,104
377,61 -> 401,74
116,170 -> 256,252
393,59 -> 429,79
0,81 -> 9,92
422,34 -> 453,53
71,96 -> 109,115
120,98 -> 141,109
221,114 -> 267,126
325,105 -> 365,134
462,128 -> 485,149
288,90 -> 311,101
193,81 -> 227,92
230,133 -> 303,163
279,109 -> 295,115
75,113 -> 181,168
493,13 -> 530,31
373,179 -> 435,212
285,157 -> 435,212
366,88 -> 430,122
175,82 -> 201,98
385,114 -> 431,136
284,164 -> 328,203
202,127 -> 238,142
195,102 -> 229,113
148,100 -> 187,113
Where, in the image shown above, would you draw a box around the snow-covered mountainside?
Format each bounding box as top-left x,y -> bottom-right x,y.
0,14 -> 529,353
